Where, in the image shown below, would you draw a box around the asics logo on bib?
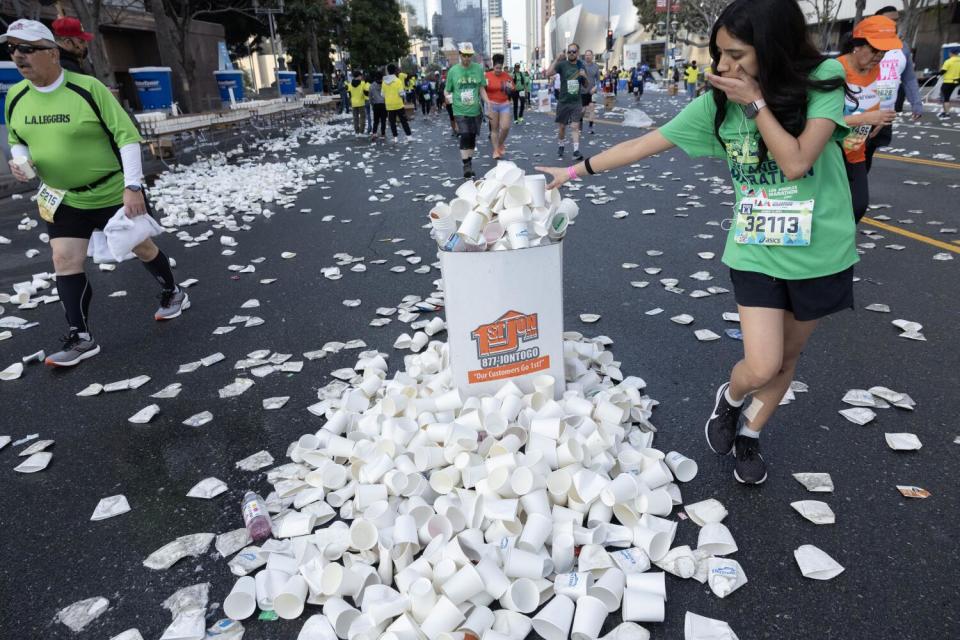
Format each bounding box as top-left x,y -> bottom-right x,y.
24,113 -> 71,124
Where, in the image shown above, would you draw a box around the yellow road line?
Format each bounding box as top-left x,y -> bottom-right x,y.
862,217 -> 960,254
873,153 -> 960,170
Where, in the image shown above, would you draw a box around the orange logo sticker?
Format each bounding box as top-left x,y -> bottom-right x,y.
469,310 -> 549,383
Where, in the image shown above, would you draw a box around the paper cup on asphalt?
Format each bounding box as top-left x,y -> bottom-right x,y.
419,595 -> 465,639
321,563 -> 362,597
625,572 -> 666,600
632,526 -> 670,562
684,498 -> 727,526
554,572 -> 594,600
505,547 -> 550,579
637,488 -> 673,516
697,522 -> 738,556
639,460 -> 673,490
274,575 -> 308,619
707,557 -> 748,598
517,512 -> 553,552
532,593 -> 575,640
349,519 -> 379,551
476,556 -> 511,598
571,595 -> 607,640
255,569 -> 287,611
621,588 -> 664,623
499,577 -> 540,613
588,568 -> 625,612
794,544 -> 845,580
601,473 -> 641,507
224,576 -> 257,620
441,563 -> 485,604
664,451 -> 698,482
323,597 -> 361,638
524,174 -> 547,207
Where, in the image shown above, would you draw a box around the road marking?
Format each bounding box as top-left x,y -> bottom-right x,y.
862,217 -> 960,254
873,153 -> 960,169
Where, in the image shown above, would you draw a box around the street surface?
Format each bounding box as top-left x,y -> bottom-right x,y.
1,90 -> 958,639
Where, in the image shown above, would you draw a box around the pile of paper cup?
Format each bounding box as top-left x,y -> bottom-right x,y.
212,329 -> 746,637
428,161 -> 579,252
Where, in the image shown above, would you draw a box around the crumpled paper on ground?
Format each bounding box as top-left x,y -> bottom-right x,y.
143,533 -> 215,570
794,544 -> 844,580
685,611 -> 739,639
55,596 -> 109,631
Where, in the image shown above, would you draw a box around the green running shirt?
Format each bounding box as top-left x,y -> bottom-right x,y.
6,71 -> 142,210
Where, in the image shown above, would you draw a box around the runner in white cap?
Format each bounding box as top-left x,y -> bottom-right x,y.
444,42 -> 489,178
3,19 -> 190,367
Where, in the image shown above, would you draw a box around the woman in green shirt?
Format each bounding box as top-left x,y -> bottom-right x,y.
537,0 -> 857,485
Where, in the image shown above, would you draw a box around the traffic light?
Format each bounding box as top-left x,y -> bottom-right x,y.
606,29 -> 614,51
535,46 -> 540,59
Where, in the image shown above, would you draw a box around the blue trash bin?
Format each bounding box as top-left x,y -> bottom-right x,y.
0,61 -> 24,125
214,70 -> 244,105
312,73 -> 324,93
129,66 -> 173,110
277,71 -> 297,97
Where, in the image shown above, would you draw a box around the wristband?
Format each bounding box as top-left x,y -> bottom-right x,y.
584,156 -> 596,175
566,165 -> 579,180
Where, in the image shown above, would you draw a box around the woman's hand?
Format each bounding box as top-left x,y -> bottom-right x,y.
704,67 -> 762,105
535,165 -> 570,190
863,109 -> 896,126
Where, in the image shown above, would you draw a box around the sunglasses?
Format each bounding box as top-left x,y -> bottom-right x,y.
6,43 -> 55,55
567,50 -> 579,55
460,52 -> 474,57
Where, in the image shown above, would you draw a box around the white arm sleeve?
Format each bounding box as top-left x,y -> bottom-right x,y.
120,142 -> 143,187
10,144 -> 30,159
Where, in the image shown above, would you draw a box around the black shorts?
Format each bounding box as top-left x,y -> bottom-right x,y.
730,266 -> 854,321
941,82 -> 958,102
455,115 -> 483,136
580,93 -> 592,107
47,202 -> 123,240
555,102 -> 583,125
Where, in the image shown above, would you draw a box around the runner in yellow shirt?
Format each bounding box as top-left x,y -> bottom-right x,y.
346,72 -> 368,134
938,48 -> 960,118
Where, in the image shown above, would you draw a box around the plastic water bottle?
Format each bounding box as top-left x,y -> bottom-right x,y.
241,491 -> 272,543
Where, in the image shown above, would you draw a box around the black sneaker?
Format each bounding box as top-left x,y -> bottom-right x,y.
573,149 -> 583,160
733,435 -> 768,484
462,160 -> 475,179
704,382 -> 742,455
558,145 -> 564,158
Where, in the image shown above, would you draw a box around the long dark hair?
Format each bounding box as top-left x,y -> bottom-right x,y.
709,0 -> 850,163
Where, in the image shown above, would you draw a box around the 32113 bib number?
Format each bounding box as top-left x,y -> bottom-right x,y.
734,198 -> 813,247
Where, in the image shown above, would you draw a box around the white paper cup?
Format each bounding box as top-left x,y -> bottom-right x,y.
475,556 -> 511,598
321,563 -> 362,597
255,569 -> 287,611
554,572 -> 594,600
524,174 -> 547,207
532,593 -> 575,640
503,185 -> 532,208
506,222 -> 530,249
224,576 -> 257,620
496,163 -> 524,185
409,577 -> 438,623
456,181 -> 478,200
419,595 -> 465,640
625,572 -> 666,600
449,197 -> 473,221
266,552 -> 299,576
477,179 -> 504,205
441,562 -> 485,604
621,588 -> 664,622
499,577 -> 540,613
697,522 -> 738,556
639,460 -> 673,490
571,595 -> 607,640
637,488 -> 673,516
632,526 -> 670,562
587,568 -> 625,612
517,512 -> 553,552
664,451 -> 698,482
273,575 -> 308,619
601,474 -> 640,507
323,597 -> 361,638
548,211 -> 570,239
557,198 -> 579,219
504,547 -> 550,579
457,209 -> 488,243
11,156 -> 36,180
498,205 -> 528,228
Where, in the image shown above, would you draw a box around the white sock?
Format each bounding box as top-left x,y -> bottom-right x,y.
724,386 -> 744,407
78,332 -> 91,341
573,142 -> 580,152
739,425 -> 760,438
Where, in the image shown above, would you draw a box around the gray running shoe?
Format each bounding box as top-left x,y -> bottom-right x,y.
155,289 -> 190,321
45,331 -> 100,367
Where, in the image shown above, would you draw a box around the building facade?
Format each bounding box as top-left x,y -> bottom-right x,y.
438,0 -> 484,62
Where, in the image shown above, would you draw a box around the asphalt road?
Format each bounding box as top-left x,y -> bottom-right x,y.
1,90 -> 958,640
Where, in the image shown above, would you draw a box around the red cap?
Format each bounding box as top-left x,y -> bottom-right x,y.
852,16 -> 901,51
52,16 -> 94,42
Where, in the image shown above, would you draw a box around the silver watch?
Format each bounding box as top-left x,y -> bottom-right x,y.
744,98 -> 767,119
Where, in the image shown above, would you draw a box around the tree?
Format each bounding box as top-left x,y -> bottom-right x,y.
632,0 -> 728,46
151,0 -> 254,112
799,0 -> 844,51
346,0 -> 408,70
410,25 -> 431,41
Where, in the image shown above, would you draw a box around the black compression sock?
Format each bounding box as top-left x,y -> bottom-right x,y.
57,272 -> 92,334
143,250 -> 177,291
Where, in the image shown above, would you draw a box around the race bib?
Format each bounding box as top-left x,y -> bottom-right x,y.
460,88 -> 476,105
734,198 -> 813,247
842,124 -> 872,152
566,79 -> 580,95
37,183 -> 67,223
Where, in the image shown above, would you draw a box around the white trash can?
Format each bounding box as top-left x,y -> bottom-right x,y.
441,243 -> 565,399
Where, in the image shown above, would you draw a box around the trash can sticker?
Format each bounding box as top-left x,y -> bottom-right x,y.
469,310 -> 550,383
